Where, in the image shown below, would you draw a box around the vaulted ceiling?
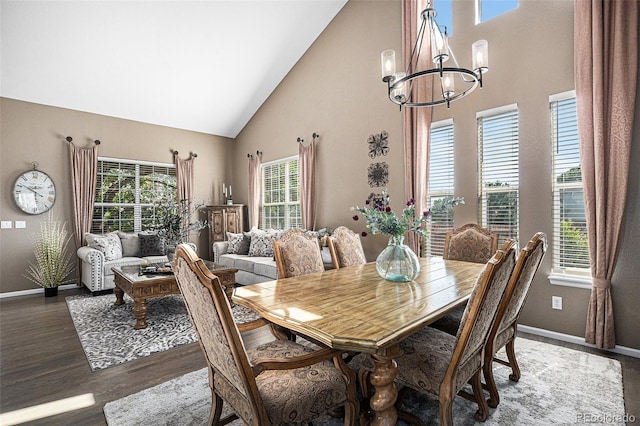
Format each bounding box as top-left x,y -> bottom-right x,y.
0,1 -> 347,138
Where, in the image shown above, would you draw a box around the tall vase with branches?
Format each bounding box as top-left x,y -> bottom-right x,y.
24,214 -> 75,296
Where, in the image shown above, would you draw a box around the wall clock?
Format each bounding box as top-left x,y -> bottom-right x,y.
13,164 -> 56,215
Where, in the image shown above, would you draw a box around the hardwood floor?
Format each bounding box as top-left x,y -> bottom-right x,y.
1,286 -> 638,425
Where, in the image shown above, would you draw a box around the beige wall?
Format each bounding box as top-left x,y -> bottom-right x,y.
0,97 -> 233,293
232,0 -> 640,350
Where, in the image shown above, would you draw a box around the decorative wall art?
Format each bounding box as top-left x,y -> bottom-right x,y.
367,192 -> 385,207
368,162 -> 389,187
368,130 -> 389,158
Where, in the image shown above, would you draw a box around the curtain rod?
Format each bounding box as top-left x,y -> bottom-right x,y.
66,136 -> 100,145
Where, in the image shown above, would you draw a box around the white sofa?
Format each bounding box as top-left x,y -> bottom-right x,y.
212,228 -> 334,286
77,231 -> 172,293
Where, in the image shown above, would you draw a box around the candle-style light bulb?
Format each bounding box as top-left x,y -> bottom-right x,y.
472,40 -> 489,73
381,50 -> 396,81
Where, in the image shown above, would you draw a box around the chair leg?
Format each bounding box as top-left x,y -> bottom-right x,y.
483,358 -> 500,408
209,393 -> 223,425
505,339 -> 521,382
471,370 -> 490,422
438,395 -> 454,426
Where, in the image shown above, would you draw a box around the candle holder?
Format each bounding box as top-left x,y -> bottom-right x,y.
226,199 -> 233,205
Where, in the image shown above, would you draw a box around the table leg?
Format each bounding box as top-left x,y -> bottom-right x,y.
369,344 -> 399,426
133,298 -> 148,330
113,286 -> 125,305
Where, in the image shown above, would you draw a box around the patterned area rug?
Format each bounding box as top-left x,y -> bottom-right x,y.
103,337 -> 626,425
66,294 -> 197,371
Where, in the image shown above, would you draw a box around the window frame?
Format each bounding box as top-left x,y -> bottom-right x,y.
92,156 -> 176,234
477,104 -> 519,247
548,90 -> 592,288
260,155 -> 301,230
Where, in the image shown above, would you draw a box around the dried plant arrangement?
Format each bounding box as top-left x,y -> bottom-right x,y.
24,214 -> 75,288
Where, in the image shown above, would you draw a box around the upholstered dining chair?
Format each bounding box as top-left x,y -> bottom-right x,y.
327,226 -> 367,268
357,239 -> 517,426
172,244 -> 359,426
273,228 -> 325,278
430,233 -> 547,409
443,223 -> 499,264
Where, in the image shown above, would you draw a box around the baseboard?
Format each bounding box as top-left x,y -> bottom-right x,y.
0,283 -> 80,299
518,324 -> 640,359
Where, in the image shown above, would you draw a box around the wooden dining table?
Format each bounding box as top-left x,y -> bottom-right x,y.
232,256 -> 484,425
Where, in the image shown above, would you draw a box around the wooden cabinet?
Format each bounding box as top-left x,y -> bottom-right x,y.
203,205 -> 246,259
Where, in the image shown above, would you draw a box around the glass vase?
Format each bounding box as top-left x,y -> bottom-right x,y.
375,235 -> 420,282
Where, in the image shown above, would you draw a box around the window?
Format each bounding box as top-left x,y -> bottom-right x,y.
426,119 -> 455,256
261,156 -> 301,230
434,0 -> 453,35
476,0 -> 518,24
551,92 -> 590,275
92,157 -> 176,233
478,105 -> 519,245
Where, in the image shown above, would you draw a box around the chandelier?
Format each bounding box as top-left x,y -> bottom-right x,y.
381,2 -> 488,109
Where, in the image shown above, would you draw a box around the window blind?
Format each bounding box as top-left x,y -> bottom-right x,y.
551,95 -> 590,272
478,107 -> 519,245
427,121 -> 455,256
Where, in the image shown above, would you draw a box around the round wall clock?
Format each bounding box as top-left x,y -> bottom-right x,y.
13,165 -> 56,215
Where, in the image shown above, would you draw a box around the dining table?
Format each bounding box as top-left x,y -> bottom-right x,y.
232,256 -> 485,425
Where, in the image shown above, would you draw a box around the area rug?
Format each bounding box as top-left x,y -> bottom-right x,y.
103,337 -> 626,425
66,294 -> 197,371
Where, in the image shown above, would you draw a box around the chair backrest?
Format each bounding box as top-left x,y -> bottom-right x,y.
172,244 -> 267,424
443,223 -> 499,264
273,228 -> 325,278
328,226 -> 367,268
451,239 -> 517,372
493,232 -> 547,337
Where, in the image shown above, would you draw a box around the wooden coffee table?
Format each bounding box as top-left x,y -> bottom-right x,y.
112,261 -> 238,329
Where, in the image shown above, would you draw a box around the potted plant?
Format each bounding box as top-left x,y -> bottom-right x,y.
152,199 -> 208,259
24,214 -> 75,296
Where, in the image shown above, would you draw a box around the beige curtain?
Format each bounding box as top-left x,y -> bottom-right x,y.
68,141 -> 98,283
575,0 -> 638,349
299,134 -> 318,230
403,0 -> 432,255
174,153 -> 196,240
248,154 -> 262,229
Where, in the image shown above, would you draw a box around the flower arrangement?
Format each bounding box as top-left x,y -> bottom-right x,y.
24,215 -> 75,288
350,189 -> 464,238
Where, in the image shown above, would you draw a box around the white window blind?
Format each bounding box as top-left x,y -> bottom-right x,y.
427,120 -> 455,256
551,94 -> 590,273
261,157 -> 301,230
478,106 -> 519,245
93,157 -> 176,233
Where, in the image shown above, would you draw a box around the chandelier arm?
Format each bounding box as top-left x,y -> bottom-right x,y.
406,15 -> 429,102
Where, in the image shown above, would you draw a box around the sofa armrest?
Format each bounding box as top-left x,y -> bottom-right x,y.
212,241 -> 229,263
77,246 -> 105,292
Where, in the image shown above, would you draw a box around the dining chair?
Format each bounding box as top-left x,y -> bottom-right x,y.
443,223 -> 499,264
430,233 -> 547,409
357,239 -> 517,426
327,226 -> 367,268
172,244 -> 359,425
273,228 -> 325,278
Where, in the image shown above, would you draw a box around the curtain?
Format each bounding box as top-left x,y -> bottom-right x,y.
248,154 -> 262,229
402,0 -> 432,255
575,0 -> 638,349
299,134 -> 318,230
69,141 -> 98,283
174,153 -> 196,240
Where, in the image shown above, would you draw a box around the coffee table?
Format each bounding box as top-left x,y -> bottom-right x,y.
112,261 -> 238,329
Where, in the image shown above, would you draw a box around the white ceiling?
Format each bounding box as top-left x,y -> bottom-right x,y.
0,1 -> 347,138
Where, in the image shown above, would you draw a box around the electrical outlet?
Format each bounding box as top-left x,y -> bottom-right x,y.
552,296 -> 563,310
1,221 -> 12,229
15,221 -> 26,229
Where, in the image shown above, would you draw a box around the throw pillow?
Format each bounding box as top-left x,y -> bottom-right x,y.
89,233 -> 123,261
227,232 -> 250,255
139,233 -> 166,257
248,229 -> 277,257
117,232 -> 140,257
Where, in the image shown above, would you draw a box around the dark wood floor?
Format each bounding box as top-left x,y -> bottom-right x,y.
1,286 -> 639,425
